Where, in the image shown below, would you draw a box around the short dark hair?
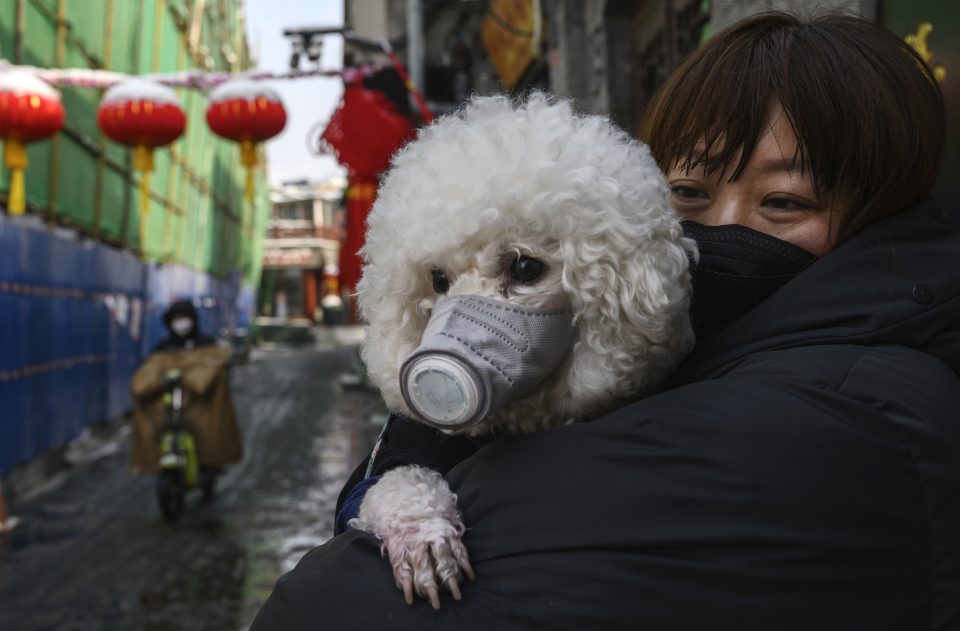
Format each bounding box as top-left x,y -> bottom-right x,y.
639,12 -> 946,243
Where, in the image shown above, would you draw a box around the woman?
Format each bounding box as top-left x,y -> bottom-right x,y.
252,12 -> 960,630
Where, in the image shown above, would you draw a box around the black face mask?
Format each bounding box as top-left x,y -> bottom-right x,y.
682,221 -> 819,342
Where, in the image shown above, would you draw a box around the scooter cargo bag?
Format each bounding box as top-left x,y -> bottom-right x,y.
130,346 -> 243,473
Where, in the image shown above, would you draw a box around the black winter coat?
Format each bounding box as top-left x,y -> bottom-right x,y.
252,199 -> 960,630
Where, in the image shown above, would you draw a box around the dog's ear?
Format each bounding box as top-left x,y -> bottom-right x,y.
356,258 -> 434,415
559,226 -> 695,408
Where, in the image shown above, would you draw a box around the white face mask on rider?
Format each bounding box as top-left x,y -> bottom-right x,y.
170,317 -> 195,337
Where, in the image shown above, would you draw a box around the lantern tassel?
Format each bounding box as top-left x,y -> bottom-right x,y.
139,170 -> 150,247
240,140 -> 257,203
133,145 -> 154,249
4,141 -> 29,216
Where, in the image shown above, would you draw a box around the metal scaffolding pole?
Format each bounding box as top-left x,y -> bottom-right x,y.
406,0 -> 425,105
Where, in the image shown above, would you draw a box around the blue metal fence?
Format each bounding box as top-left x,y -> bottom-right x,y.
0,215 -> 253,475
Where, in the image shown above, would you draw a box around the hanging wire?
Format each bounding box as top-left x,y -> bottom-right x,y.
0,59 -> 389,91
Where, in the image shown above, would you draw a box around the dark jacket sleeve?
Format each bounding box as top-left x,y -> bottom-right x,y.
255,349 -> 960,631
334,415 -> 481,518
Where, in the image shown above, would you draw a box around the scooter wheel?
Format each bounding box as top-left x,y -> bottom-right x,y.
200,467 -> 217,504
157,469 -> 185,522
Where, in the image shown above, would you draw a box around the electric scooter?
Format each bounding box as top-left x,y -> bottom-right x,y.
156,369 -> 217,522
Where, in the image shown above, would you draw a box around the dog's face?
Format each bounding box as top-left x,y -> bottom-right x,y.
358,95 -> 696,435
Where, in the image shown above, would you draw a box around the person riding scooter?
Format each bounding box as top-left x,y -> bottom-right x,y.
130,300 -> 243,520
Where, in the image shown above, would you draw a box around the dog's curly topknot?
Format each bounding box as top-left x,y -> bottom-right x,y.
357,93 -> 696,435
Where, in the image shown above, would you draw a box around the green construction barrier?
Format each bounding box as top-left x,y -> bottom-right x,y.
0,0 -> 269,287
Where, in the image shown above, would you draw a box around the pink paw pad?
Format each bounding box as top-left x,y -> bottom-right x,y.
381,516 -> 475,609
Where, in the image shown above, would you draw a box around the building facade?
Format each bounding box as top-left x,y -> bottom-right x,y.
341,0 -> 956,220
258,177 -> 345,324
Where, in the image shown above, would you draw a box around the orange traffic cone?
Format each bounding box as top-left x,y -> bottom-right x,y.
0,480 -> 19,534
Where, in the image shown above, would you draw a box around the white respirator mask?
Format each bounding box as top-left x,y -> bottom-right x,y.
399,294 -> 576,431
170,317 -> 195,337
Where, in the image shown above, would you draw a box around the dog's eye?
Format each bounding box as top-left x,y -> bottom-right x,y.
431,269 -> 450,294
510,256 -> 545,284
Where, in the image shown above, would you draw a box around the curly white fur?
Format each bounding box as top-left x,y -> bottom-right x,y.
358,93 -> 695,435
352,93 -> 695,608
351,466 -> 473,609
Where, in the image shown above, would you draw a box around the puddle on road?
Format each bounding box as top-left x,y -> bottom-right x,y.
1,346 -> 385,631
138,528 -> 246,607
131,518 -> 250,631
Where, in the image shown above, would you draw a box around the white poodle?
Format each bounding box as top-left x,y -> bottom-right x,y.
349,93 -> 695,609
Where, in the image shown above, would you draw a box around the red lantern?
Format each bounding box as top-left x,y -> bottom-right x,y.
205,79 -> 287,202
321,84 -> 414,321
320,84 -> 415,180
0,70 -> 65,215
97,78 -> 186,246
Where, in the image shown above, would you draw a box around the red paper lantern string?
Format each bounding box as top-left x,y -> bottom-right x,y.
0,70 -> 65,215
206,79 -> 287,202
97,79 -> 186,247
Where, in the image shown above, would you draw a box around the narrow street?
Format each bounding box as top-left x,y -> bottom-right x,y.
0,332 -> 384,631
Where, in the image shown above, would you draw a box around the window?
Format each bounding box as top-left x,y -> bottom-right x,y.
274,201 -> 313,221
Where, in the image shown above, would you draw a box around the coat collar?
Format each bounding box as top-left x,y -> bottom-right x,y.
665,198 -> 960,387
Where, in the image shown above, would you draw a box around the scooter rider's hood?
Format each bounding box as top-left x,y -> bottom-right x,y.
163,300 -> 200,337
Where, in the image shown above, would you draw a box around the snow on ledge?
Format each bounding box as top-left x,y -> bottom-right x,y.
208,79 -> 282,104
0,69 -> 60,99
102,78 -> 180,106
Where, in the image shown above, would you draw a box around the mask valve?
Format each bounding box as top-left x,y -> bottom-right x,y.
403,355 -> 481,426
398,294 -> 576,431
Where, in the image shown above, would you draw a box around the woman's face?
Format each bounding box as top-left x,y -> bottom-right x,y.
666,107 -> 839,257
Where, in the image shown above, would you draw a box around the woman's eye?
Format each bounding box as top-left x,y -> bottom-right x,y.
510,256 -> 545,284
431,269 -> 450,294
763,197 -> 816,211
670,185 -> 709,201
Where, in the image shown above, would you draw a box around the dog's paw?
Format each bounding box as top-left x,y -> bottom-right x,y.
351,465 -> 475,609
380,514 -> 475,609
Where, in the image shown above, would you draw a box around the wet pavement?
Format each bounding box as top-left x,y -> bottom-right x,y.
0,330 -> 385,631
